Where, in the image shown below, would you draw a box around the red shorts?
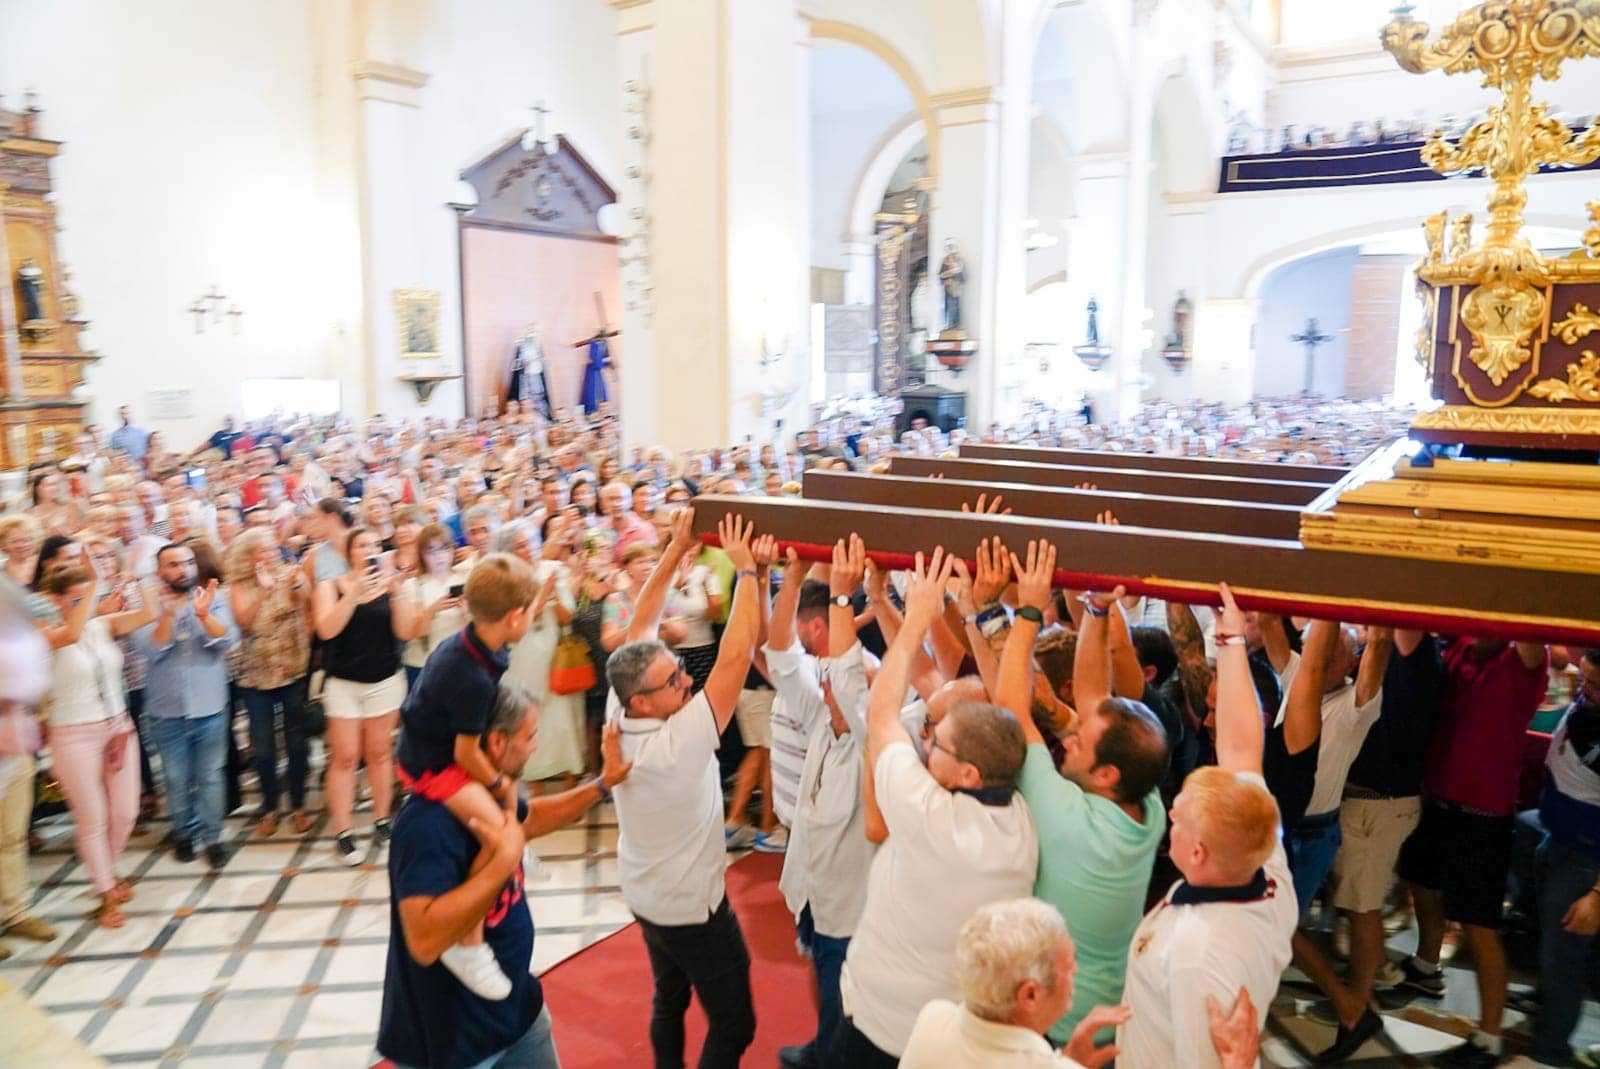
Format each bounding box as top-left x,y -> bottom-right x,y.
397,763 -> 474,802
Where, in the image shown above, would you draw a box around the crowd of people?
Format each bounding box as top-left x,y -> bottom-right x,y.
1224,111 -> 1597,156
0,395 -> 1595,1069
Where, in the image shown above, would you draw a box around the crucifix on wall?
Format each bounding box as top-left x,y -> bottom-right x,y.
1291,317 -> 1334,394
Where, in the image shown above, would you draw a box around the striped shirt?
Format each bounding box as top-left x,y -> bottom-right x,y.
763,641 -> 821,828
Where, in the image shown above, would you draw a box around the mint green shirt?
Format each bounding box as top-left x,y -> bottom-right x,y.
1016,743 -> 1165,1042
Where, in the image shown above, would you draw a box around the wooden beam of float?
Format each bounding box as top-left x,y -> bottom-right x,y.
689,494 -> 1600,647
958,443 -> 1351,485
801,469 -> 1305,542
887,455 -> 1329,507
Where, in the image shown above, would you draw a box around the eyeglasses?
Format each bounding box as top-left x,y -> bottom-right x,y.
634,656 -> 690,697
927,730 -> 965,764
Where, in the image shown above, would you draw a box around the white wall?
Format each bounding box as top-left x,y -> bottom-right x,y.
0,0 -> 624,441
1252,246 -> 1358,397
0,0 -> 356,449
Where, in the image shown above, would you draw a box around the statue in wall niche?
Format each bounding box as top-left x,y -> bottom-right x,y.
509,323 -> 553,420
939,240 -> 966,334
1084,295 -> 1102,347
1165,291 -> 1194,354
17,259 -> 46,323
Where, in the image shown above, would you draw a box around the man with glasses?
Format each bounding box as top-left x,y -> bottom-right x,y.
833,547 -> 1037,1067
606,510 -> 768,1069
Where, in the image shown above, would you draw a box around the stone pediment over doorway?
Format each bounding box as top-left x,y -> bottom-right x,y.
459,132 -> 617,241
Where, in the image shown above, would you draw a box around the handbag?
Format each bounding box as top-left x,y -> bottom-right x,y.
549,630 -> 597,696
299,670 -> 328,737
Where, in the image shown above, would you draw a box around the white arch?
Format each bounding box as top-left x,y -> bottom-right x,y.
1238,211 -> 1587,299
845,112 -> 929,242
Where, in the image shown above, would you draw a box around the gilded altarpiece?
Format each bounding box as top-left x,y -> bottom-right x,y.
0,101 -> 97,468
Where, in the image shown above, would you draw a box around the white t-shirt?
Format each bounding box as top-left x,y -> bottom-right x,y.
1275,651 -> 1383,816
614,689 -> 726,925
1117,776 -> 1297,1069
839,740 -> 1038,1055
666,565 -> 716,648
47,618 -> 127,727
901,1000 -> 1086,1069
764,641 -> 823,828
778,647 -> 874,937
400,574 -> 465,669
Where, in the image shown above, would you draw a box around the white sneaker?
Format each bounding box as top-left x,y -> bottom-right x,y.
439,941 -> 512,1000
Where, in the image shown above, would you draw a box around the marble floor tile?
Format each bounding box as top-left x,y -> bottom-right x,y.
164,909 -> 257,950
72,912 -> 170,956
227,946 -> 322,989
318,941 -> 389,987
297,989 -> 384,1038
88,1002 -> 195,1056
254,905 -> 341,945
196,874 -> 284,910
131,950 -> 229,1001
31,957 -> 138,1007
276,870 -> 363,905
191,992 -> 296,1046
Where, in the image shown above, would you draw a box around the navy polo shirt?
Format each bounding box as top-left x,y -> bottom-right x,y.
396,624 -> 509,779
377,797 -> 539,1067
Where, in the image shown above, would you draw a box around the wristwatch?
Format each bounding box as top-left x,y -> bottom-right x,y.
1016,605 -> 1044,625
833,594 -> 852,608
592,778 -> 612,802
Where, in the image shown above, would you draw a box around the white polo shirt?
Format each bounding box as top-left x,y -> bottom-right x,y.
764,641 -> 824,828
1275,652 -> 1383,816
839,740 -> 1038,1056
1117,782 -> 1296,1069
901,1000 -> 1087,1069
614,689 -> 726,926
778,647 -> 875,937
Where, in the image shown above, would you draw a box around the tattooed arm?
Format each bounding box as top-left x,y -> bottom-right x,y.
1167,599 -> 1214,727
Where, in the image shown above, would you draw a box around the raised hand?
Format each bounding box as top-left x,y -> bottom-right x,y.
973,534 -> 1012,607
951,558 -> 979,618
829,533 -> 867,598
1088,582 -> 1127,614
1009,539 -> 1057,613
666,506 -> 696,557
717,513 -> 757,572
863,558 -> 889,603
1096,510 -> 1120,526
960,492 -> 1011,516
1218,581 -> 1246,637
903,547 -> 954,627
750,533 -> 780,569
192,579 -> 220,617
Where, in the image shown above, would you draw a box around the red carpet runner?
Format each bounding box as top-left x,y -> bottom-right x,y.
542,851 -> 816,1066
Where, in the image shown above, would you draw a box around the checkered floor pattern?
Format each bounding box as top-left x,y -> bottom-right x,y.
1,794 -> 628,1068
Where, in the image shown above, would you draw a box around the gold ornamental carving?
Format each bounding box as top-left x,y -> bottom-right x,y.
1412,403 -> 1600,435
1459,276 -> 1545,385
1528,351 -> 1600,401
1552,302 -> 1600,343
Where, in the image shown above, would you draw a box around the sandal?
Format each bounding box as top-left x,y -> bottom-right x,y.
110,878 -> 134,905
290,810 -> 314,835
90,899 -> 126,929
256,812 -> 279,838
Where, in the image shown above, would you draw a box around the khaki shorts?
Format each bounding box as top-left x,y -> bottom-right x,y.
1331,794 -> 1421,913
323,671 -> 407,720
734,688 -> 775,748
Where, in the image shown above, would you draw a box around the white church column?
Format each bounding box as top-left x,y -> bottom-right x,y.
927,91 -> 1002,428
610,0 -> 809,453
1067,152 -> 1132,422
1114,76 -> 1156,422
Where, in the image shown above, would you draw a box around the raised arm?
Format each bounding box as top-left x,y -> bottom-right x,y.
1283,618 -> 1334,756
1257,610 -> 1293,675
829,535 -> 866,661
626,506 -> 697,643
701,517 -> 768,730
1107,599 -> 1146,699
1354,625 -> 1393,708
865,548 -> 954,771
767,545 -> 806,656
996,540 -> 1055,746
1168,598 -> 1217,728
1213,583 -> 1265,775
1073,583 -> 1125,716
1515,641 -> 1548,672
